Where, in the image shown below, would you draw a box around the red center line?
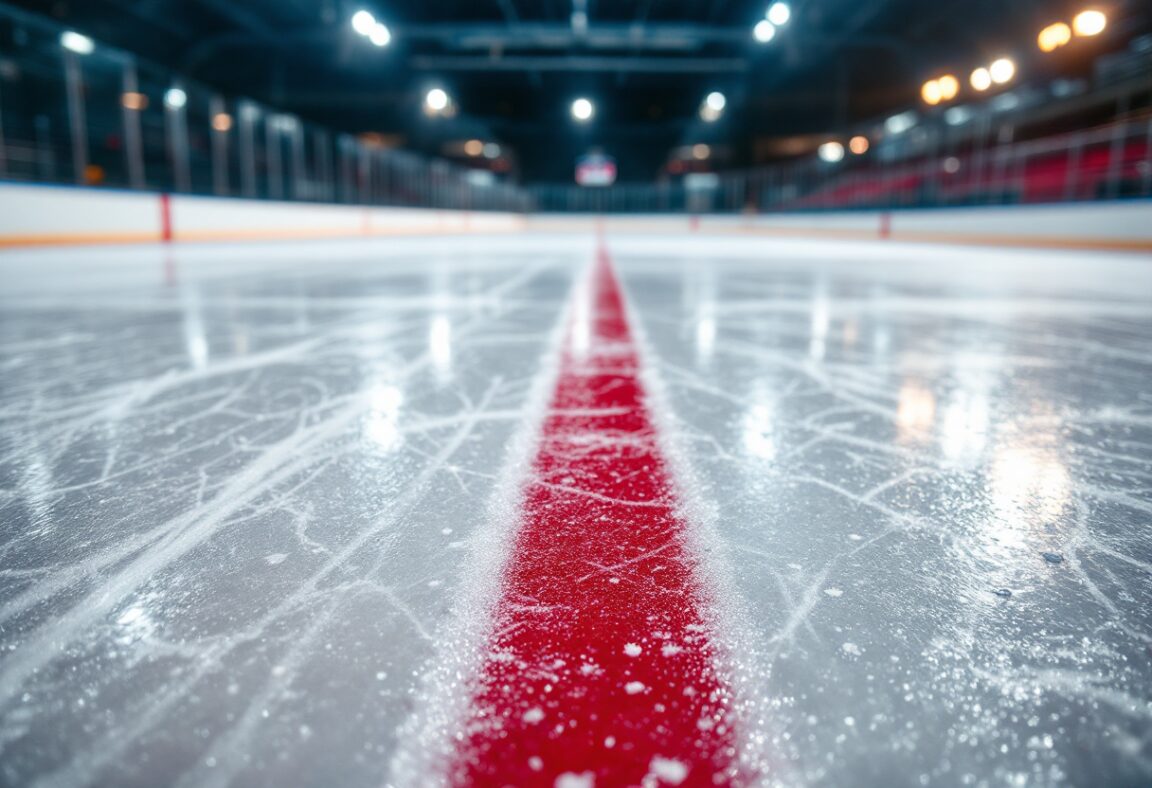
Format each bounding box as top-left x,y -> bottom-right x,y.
448,247 -> 745,787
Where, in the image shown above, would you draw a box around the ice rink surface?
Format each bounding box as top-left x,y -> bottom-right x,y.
1,233 -> 1150,787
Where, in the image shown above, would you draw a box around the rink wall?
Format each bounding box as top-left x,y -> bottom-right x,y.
529,201 -> 1152,252
0,181 -> 1149,251
0,182 -> 525,247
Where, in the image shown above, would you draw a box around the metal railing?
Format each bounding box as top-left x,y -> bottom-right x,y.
0,4 -> 531,212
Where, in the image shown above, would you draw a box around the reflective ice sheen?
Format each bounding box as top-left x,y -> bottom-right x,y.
1,235 -> 1150,787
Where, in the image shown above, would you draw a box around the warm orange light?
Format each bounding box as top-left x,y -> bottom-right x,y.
463,139 -> 484,156
849,135 -> 870,155
970,67 -> 992,91
211,113 -> 233,132
921,79 -> 942,105
1072,9 -> 1107,36
989,57 -> 1016,85
692,143 -> 711,160
937,74 -> 959,101
120,92 -> 148,111
1038,22 -> 1073,52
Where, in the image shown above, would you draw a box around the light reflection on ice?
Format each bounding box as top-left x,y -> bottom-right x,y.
365,383 -> 404,452
688,264 -> 716,368
181,286 -> 209,370
743,402 -> 777,461
808,284 -> 830,362
940,388 -> 991,466
895,380 -> 936,442
114,602 -> 156,646
570,282 -> 592,360
989,444 -> 1072,526
430,316 -> 453,382
695,316 -> 716,364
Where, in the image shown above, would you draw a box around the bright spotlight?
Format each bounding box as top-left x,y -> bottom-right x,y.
60,31 -> 95,55
700,91 -> 726,122
937,74 -> 959,101
818,141 -> 845,163
753,20 -> 776,43
767,3 -> 791,26
970,67 -> 992,91
425,88 -> 449,113
571,97 -> 594,122
164,88 -> 187,109
921,79 -> 942,106
1072,9 -> 1107,37
351,10 -> 376,36
369,23 -> 391,47
1038,22 -> 1073,52
989,57 -> 1016,84
849,135 -> 870,155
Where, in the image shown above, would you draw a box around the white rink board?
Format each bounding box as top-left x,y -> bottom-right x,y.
0,181 -> 1148,249
0,183 -> 523,245
529,201 -> 1152,247
0,183 -> 160,239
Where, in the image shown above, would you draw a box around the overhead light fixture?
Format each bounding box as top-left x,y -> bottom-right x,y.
753,20 -> 776,43
818,141 -> 845,163
849,135 -> 870,155
989,57 -> 1015,84
369,23 -> 391,47
60,31 -> 95,55
425,88 -> 449,113
937,74 -> 959,101
164,88 -> 187,109
351,10 -> 376,36
1072,9 -> 1107,37
767,3 -> 791,26
970,67 -> 992,91
700,91 -> 726,121
1038,22 -> 1073,52
921,79 -> 943,106
571,97 -> 594,122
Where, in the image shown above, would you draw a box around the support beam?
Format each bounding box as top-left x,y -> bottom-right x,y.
402,23 -> 747,51
410,55 -> 749,73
